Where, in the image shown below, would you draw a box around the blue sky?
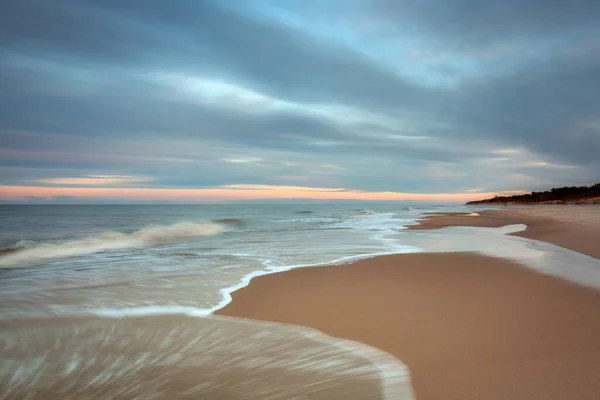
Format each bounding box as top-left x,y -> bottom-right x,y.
1,0 -> 599,202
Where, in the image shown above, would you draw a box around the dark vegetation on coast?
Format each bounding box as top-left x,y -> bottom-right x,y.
467,183 -> 600,205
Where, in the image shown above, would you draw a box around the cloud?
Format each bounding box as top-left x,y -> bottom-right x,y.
220,184 -> 346,192
222,157 -> 265,164
31,175 -> 153,186
360,0 -> 600,46
0,0 -> 598,199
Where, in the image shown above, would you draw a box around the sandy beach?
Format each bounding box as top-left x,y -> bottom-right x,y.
3,206 -> 600,399
218,206 -> 600,399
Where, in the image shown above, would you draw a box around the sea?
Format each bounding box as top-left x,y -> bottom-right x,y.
1,204 -> 599,399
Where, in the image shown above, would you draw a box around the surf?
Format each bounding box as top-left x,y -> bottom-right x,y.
0,220 -> 234,268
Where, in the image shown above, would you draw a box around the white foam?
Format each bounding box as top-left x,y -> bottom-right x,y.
48,209 -> 429,321
88,305 -> 213,318
402,224 -> 600,291
81,250 -> 423,321
0,221 -> 231,268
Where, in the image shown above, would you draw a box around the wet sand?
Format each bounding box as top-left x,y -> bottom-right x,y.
218,207 -> 600,399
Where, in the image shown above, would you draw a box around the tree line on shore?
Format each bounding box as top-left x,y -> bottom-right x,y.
467,183 -> 600,205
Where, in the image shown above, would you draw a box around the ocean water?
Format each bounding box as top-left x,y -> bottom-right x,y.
2,204 -> 600,399
0,204 -> 471,319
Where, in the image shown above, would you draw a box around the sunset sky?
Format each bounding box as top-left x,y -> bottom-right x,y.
1,0 -> 599,203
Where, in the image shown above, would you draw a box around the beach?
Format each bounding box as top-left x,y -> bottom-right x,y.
218,206 -> 600,399
2,204 -> 600,399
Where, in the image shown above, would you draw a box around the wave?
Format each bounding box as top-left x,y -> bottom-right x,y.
0,221 -> 232,268
295,210 -> 314,214
354,209 -> 377,215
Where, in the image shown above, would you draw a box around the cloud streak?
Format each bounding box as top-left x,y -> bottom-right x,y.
30,175 -> 154,186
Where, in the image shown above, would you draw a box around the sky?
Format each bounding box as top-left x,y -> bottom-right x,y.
1,0 -> 599,203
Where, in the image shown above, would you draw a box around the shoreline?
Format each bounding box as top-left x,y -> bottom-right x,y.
72,206 -> 600,322
217,207 -> 600,399
408,205 -> 600,259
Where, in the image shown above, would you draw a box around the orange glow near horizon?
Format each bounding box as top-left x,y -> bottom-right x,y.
0,185 -> 504,203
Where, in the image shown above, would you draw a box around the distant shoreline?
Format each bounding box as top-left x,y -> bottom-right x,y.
468,198 -> 600,205
467,183 -> 600,205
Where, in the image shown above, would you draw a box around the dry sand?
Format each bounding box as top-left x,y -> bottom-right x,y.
218,207 -> 600,399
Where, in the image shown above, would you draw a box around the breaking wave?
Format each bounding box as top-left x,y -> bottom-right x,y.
0,221 -> 232,268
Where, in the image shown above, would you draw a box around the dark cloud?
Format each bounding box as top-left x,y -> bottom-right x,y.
364,0 -> 600,46
0,0 -> 167,65
455,53 -> 600,164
